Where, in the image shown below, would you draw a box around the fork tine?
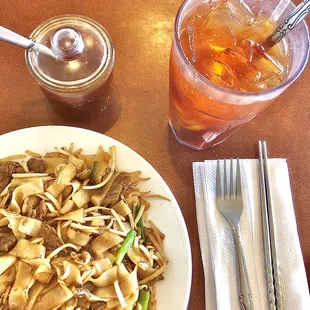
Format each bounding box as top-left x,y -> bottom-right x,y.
224,159 -> 229,200
236,158 -> 242,198
230,158 -> 233,199
216,160 -> 222,199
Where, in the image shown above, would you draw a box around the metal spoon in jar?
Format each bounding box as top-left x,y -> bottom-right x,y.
263,0 -> 310,51
0,25 -> 56,58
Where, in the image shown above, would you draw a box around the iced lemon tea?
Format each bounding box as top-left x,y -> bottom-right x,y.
169,0 -> 304,150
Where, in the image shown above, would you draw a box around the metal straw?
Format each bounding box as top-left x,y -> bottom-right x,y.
0,25 -> 56,58
263,0 -> 310,50
269,0 -> 291,23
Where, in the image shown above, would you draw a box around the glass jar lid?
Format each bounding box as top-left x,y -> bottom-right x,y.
26,15 -> 115,90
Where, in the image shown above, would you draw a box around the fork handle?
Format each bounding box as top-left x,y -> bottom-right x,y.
232,225 -> 253,310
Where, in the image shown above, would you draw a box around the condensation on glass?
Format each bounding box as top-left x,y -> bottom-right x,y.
26,15 -> 115,119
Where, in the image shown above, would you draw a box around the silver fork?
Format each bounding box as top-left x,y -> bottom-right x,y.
216,159 -> 253,310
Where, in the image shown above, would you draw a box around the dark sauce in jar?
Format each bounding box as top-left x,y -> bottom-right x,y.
41,71 -> 114,119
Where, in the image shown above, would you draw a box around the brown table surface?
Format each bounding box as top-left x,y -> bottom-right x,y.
0,0 -> 309,308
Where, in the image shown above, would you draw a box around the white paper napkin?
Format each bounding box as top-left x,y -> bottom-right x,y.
193,159 -> 310,310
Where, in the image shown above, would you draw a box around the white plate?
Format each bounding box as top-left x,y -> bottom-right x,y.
0,125 -> 192,309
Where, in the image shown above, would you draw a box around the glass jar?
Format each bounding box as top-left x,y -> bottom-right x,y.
26,15 -> 115,119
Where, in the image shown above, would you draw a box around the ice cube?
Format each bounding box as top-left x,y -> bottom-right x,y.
216,48 -> 259,81
254,48 -> 284,75
241,13 -> 275,43
266,42 -> 289,75
216,0 -> 255,27
194,0 -> 213,18
259,72 -> 282,89
236,39 -> 272,63
234,43 -> 286,92
180,30 -> 191,60
244,72 -> 282,92
197,58 -> 236,89
204,9 -> 244,36
183,0 -> 213,27
194,26 -> 236,60
236,39 -> 256,61
202,26 -> 236,48
180,0 -> 213,54
187,25 -> 197,62
180,25 -> 197,62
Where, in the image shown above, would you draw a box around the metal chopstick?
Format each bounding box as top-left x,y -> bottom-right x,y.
258,141 -> 276,310
262,141 -> 283,309
259,141 -> 283,309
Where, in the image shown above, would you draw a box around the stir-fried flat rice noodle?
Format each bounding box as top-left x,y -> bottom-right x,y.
0,144 -> 168,310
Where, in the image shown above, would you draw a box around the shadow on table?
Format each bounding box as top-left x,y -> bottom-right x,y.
166,124 -> 207,308
12,95 -> 121,134
166,124 -> 217,186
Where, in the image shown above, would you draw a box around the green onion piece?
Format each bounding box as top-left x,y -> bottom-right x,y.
136,205 -> 145,242
90,161 -> 98,183
138,289 -> 150,310
115,229 -> 136,265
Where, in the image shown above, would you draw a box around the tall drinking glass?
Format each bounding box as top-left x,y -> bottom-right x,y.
169,0 -> 309,150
